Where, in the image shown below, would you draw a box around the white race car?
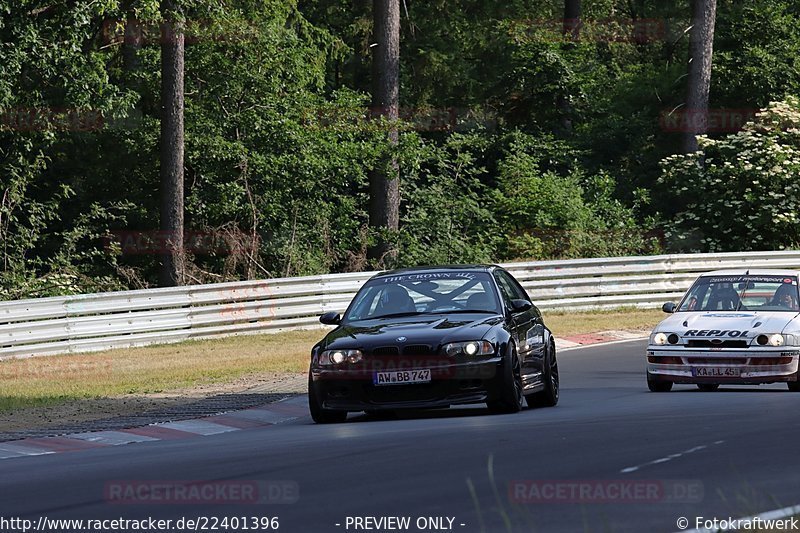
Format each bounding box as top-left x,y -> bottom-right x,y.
647,269 -> 800,392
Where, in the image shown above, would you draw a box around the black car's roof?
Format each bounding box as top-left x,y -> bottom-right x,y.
370,264 -> 501,280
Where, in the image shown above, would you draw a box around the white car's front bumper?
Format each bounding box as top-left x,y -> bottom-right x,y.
646,347 -> 800,383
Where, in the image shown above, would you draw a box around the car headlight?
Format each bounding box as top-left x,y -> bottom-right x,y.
443,341 -> 494,356
756,334 -> 785,347
651,332 -> 668,346
320,349 -> 363,365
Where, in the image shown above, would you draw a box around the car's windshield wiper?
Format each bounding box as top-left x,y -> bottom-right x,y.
735,271 -> 749,311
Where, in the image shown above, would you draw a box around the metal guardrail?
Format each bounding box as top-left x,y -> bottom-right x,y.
2,250 -> 799,359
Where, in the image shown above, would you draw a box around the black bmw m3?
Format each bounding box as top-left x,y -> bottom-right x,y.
308,265 -> 559,423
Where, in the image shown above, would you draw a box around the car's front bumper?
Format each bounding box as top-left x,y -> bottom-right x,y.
310,357 -> 502,411
647,347 -> 800,384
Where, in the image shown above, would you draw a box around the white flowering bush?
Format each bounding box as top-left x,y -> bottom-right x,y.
659,97 -> 800,251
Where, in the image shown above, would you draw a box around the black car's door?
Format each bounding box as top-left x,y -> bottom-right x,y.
493,270 -> 546,386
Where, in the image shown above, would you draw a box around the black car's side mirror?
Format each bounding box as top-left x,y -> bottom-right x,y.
510,299 -> 533,313
319,312 -> 341,325
662,302 -> 677,314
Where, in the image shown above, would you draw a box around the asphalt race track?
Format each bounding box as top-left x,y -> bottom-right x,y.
2,339 -> 799,533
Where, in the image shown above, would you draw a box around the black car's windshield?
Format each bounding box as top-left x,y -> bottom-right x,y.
678,274 -> 800,312
343,271 -> 502,321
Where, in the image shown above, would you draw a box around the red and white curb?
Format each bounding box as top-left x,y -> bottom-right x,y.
0,395 -> 309,461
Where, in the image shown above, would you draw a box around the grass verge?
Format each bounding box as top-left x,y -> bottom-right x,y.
545,307 -> 663,337
0,308 -> 664,413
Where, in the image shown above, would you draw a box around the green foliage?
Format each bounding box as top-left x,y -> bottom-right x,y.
178,6 -> 378,278
0,0 -> 135,297
398,133 -> 497,266
1,0 -> 383,294
714,1 -> 800,108
659,97 -> 800,252
2,0 -> 800,300
492,132 -> 661,260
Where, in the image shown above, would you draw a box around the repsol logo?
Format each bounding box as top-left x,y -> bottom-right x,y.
684,330 -> 749,337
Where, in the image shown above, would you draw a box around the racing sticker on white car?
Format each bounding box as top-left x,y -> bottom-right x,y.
683,329 -> 750,337
707,275 -> 796,283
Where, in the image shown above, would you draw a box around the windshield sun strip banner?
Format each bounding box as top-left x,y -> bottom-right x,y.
379,272 -> 480,283
704,275 -> 797,284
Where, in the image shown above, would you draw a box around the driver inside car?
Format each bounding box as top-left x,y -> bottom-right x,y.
772,284 -> 799,310
376,285 -> 417,315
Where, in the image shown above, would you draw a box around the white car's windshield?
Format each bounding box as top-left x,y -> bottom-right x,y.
678,274 -> 800,312
343,272 -> 501,321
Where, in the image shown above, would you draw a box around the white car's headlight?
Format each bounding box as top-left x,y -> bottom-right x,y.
443,340 -> 494,356
652,332 -> 668,345
756,334 -> 785,347
770,334 -> 785,347
320,349 -> 363,365
651,332 -> 680,345
756,333 -> 786,346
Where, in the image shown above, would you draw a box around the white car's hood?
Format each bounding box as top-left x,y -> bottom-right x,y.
656,311 -> 800,337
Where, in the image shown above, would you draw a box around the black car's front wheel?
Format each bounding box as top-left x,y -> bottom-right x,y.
487,346 -> 524,414
308,373 -> 347,424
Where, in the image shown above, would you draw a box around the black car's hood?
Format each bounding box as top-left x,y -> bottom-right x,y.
323,313 -> 503,350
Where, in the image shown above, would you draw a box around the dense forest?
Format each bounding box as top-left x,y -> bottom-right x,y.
1,0 -> 800,299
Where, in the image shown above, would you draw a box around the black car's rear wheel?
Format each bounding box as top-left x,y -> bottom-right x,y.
487,347 -> 524,414
308,373 -> 347,424
647,372 -> 673,392
697,383 -> 720,392
527,339 -> 559,408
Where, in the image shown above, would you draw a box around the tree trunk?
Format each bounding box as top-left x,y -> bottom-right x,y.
159,0 -> 185,287
683,0 -> 717,153
367,0 -> 400,266
563,0 -> 581,39
558,0 -> 581,134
